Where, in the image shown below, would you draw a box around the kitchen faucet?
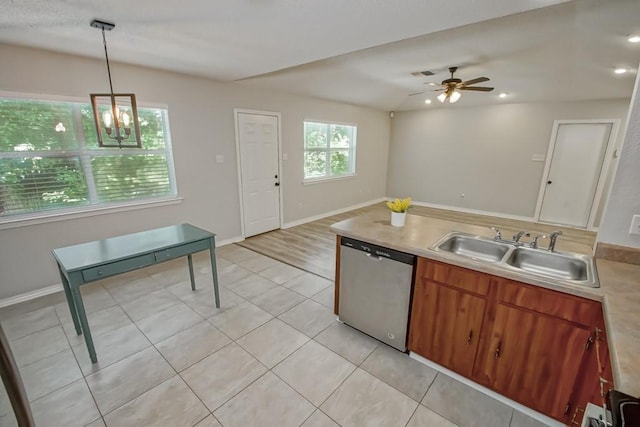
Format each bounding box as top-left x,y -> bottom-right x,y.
490,227 -> 502,241
548,231 -> 563,252
528,234 -> 547,249
512,231 -> 530,245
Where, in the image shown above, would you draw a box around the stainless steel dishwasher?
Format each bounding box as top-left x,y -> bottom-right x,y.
338,237 -> 416,351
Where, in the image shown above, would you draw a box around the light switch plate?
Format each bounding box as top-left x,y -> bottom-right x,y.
282,153 -> 289,161
629,214 -> 640,235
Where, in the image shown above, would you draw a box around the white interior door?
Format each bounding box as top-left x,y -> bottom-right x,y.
237,112 -> 281,237
538,122 -> 612,227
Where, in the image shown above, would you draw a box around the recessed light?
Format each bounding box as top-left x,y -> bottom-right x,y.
628,35 -> 640,43
498,92 -> 508,98
614,68 -> 628,74
424,99 -> 432,104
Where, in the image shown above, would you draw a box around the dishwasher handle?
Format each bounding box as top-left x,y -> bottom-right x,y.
341,236 -> 415,265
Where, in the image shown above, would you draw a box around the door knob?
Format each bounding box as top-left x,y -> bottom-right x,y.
275,182 -> 280,187
547,180 -> 552,184
274,174 -> 278,179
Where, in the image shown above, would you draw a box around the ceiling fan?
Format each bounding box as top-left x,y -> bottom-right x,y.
410,67 -> 494,103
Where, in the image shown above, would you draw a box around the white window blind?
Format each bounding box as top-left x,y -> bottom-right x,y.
0,96 -> 177,218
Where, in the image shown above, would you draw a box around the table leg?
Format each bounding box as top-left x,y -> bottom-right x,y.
209,237 -> 220,308
187,254 -> 196,291
71,286 -> 97,363
58,266 -> 81,335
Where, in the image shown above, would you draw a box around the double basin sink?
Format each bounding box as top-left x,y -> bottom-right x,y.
431,232 -> 598,287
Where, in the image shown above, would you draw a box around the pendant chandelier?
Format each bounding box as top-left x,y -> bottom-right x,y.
89,19 -> 141,148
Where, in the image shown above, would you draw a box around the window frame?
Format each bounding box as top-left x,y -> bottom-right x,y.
303,120 -> 357,183
0,91 -> 180,229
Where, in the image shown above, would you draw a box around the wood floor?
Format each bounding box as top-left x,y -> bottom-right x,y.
237,202 -> 597,280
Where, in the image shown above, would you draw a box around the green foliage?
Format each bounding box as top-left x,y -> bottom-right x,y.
0,97 -> 173,217
92,155 -> 170,202
304,121 -> 355,179
0,99 -> 78,151
0,157 -> 87,214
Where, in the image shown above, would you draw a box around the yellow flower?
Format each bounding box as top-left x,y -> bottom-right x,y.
386,197 -> 412,213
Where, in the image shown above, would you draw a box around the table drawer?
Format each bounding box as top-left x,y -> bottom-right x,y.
81,254 -> 154,282
154,239 -> 210,262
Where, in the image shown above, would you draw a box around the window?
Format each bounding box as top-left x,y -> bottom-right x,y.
0,95 -> 177,220
303,121 -> 356,181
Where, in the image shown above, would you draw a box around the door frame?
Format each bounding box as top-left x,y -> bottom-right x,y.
233,108 -> 284,238
533,119 -> 620,229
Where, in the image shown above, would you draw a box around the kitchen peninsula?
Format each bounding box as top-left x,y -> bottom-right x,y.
330,211 -> 640,424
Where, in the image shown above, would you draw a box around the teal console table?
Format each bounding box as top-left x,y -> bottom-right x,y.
52,223 -> 220,363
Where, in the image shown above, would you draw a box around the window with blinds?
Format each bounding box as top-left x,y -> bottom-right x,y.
0,96 -> 177,219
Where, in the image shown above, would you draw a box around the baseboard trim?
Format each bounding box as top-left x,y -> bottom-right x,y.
0,284 -> 63,309
409,352 -> 563,427
216,236 -> 245,247
282,197 -> 386,229
390,198 -> 536,223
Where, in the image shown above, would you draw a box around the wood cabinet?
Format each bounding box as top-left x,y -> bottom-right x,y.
409,278 -> 486,377
408,257 -> 613,424
473,303 -> 590,419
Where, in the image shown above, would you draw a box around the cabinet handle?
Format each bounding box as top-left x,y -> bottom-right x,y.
495,341 -> 501,359
564,402 -> 571,415
466,330 -> 473,347
585,336 -> 594,351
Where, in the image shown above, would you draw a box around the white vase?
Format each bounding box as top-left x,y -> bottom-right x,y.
391,211 -> 406,227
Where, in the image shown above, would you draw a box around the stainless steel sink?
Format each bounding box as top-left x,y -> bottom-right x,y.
504,247 -> 592,282
431,232 -> 599,287
433,233 -> 510,262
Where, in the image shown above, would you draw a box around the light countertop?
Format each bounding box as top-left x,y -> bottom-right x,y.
330,211 -> 640,396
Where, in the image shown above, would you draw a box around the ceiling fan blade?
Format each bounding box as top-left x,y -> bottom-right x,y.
460,77 -> 490,86
459,86 -> 494,92
424,82 -> 441,86
408,91 -> 426,96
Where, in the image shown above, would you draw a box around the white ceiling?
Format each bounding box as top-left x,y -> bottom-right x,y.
1,0 -> 639,111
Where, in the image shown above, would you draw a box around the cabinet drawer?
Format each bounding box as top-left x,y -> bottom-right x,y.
417,258 -> 490,296
154,239 -> 210,262
81,254 -> 154,282
496,278 -> 601,326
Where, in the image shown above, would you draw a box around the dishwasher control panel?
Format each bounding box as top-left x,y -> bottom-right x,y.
341,237 -> 415,265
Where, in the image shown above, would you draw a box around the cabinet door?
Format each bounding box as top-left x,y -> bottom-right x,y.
474,303 -> 590,420
409,279 -> 486,377
568,325 -> 614,424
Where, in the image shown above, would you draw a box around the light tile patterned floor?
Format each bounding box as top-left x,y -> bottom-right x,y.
0,246 -> 553,426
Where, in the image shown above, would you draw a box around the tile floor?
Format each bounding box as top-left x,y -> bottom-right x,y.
0,245 -> 553,426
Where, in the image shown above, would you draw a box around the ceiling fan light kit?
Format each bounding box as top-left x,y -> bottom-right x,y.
411,66 -> 494,104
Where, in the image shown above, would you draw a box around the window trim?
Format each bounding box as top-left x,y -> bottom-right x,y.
0,91 -> 179,227
303,119 -> 357,182
0,196 -> 183,230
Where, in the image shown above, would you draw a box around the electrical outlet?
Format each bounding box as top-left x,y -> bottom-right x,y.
215,154 -> 224,163
630,215 -> 640,235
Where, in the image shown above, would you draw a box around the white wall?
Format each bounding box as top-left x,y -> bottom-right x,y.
387,100 -> 629,218
598,68 -> 640,248
0,43 -> 390,300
